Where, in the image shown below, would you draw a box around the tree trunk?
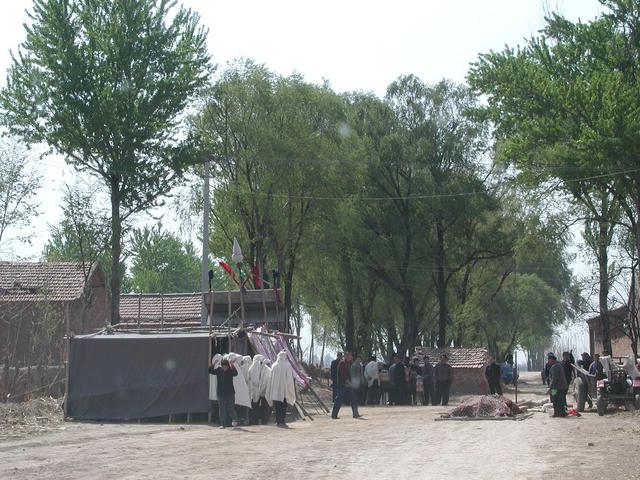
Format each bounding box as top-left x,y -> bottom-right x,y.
597,215 -> 612,355
435,219 -> 448,348
342,253 -> 355,353
109,177 -> 122,325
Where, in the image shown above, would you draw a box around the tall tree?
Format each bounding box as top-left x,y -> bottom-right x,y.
128,224 -> 202,294
0,138 -> 40,257
1,0 -> 211,323
468,0 -> 640,352
195,60 -> 346,328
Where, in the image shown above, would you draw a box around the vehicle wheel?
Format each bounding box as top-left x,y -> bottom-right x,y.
625,401 -> 636,412
597,396 -> 606,416
574,378 -> 587,412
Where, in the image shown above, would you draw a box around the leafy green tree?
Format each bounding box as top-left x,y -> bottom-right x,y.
0,138 -> 40,257
1,0 -> 211,323
128,224 -> 201,294
194,60 -> 347,328
467,0 -> 640,352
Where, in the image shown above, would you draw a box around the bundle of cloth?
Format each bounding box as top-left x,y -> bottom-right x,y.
450,395 -> 522,418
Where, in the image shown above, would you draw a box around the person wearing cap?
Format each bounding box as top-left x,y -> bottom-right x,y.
547,353 -> 568,417
208,358 -> 238,428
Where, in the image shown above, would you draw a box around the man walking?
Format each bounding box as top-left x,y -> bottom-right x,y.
331,351 -> 362,419
485,356 -> 502,395
434,354 -> 453,406
548,353 -> 568,417
330,352 -> 343,402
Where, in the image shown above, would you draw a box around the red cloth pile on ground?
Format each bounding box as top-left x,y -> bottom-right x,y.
450,395 -> 523,418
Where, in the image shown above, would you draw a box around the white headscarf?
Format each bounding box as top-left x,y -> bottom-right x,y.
624,355 -> 640,380
209,354 -> 223,401
266,351 -> 296,404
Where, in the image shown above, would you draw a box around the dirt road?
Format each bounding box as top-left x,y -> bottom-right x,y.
1,373 -> 638,480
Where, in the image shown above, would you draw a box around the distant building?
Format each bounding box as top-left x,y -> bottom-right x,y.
586,306 -> 633,357
118,289 -> 286,330
0,261 -> 109,366
415,346 -> 489,394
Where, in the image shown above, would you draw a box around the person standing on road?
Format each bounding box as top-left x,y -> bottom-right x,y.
364,355 -> 380,405
547,353 -> 568,417
390,354 -> 407,405
421,356 -> 434,406
209,358 -> 237,429
485,356 -> 502,395
561,351 -> 574,387
330,352 -> 343,402
434,354 -> 453,406
331,351 -> 362,419
267,351 -> 296,427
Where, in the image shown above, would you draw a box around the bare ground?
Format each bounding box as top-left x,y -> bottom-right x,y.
1,373 -> 639,480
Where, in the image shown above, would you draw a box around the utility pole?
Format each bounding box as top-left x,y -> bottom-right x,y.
201,156 -> 210,325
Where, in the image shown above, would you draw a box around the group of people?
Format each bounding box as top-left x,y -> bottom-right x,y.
208,351 -> 295,428
329,351 -> 455,417
543,350 -> 612,417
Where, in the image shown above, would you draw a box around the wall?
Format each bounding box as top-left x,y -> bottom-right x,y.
451,368 -> 487,395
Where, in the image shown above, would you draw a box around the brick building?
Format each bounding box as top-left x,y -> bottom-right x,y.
0,261 -> 109,366
415,346 -> 489,394
587,306 -> 633,357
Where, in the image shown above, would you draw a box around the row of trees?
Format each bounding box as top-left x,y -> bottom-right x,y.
1,0 -> 638,360
191,60 -> 575,359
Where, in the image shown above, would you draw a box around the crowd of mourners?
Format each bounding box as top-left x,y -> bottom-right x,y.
208,351 -> 296,428
328,351 -> 456,419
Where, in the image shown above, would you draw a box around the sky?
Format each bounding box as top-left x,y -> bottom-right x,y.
0,0 -> 607,356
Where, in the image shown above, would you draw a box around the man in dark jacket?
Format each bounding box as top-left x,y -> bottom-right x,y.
485,356 -> 502,395
434,354 -> 453,406
548,353 -> 568,417
421,356 -> 434,406
561,351 -> 574,386
331,351 -> 361,419
330,352 -> 343,402
209,358 -> 238,428
390,354 -> 406,405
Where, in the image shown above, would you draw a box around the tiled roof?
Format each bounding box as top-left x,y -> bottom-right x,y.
119,290 -> 285,326
119,294 -> 201,322
414,347 -> 488,369
0,262 -> 93,302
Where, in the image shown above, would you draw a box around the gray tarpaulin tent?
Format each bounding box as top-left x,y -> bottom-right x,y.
67,333 -> 211,420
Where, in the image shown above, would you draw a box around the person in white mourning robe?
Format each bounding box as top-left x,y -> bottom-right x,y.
267,351 -> 296,427
227,353 -> 252,426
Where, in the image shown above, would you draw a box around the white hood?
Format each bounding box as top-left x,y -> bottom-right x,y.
266,351 -> 296,404
364,360 -> 379,387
